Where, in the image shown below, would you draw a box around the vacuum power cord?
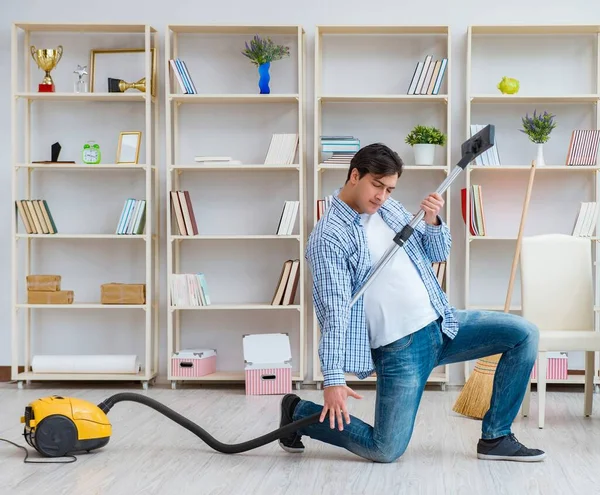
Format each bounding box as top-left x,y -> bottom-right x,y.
0,438 -> 77,464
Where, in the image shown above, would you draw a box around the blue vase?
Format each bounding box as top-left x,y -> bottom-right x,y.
258,62 -> 270,94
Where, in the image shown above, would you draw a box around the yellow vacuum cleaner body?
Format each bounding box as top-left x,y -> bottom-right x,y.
21,395 -> 112,457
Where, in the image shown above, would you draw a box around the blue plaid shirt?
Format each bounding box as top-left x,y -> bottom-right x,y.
306,193 -> 458,387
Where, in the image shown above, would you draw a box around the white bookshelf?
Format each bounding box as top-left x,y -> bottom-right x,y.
10,23 -> 160,389
312,25 -> 452,389
464,24 -> 600,386
165,24 -> 306,388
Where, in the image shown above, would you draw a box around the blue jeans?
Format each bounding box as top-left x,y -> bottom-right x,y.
293,309 -> 539,463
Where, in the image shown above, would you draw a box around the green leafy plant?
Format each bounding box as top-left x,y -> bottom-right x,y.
520,110 -> 557,143
405,125 -> 446,146
242,35 -> 290,66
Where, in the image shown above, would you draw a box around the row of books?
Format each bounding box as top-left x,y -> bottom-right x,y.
572,202 -> 598,237
169,58 -> 197,94
461,185 -> 487,236
432,261 -> 447,289
170,273 -> 211,306
272,259 -> 300,305
16,199 -> 57,234
470,124 -> 501,166
264,133 -> 299,165
316,195 -> 333,221
407,56 -> 447,95
566,130 -> 600,166
171,190 -> 199,236
276,201 -> 299,235
116,199 -> 146,235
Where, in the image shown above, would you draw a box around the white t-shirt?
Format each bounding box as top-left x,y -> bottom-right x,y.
360,211 -> 438,349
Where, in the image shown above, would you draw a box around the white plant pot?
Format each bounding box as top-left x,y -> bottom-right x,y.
413,144 -> 436,165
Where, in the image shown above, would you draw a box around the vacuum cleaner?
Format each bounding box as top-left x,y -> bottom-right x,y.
18,127 -> 494,459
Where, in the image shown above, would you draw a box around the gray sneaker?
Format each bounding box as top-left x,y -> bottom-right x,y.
477,433 -> 546,462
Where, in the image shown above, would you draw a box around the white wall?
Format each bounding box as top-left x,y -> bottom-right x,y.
1,0 -> 598,385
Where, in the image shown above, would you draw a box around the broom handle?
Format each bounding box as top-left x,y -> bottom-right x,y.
504,161 -> 537,313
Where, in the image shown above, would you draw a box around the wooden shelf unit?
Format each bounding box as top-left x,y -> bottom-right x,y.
10,22 -> 160,389
312,25 -> 452,390
165,24 -> 307,388
464,23 -> 600,385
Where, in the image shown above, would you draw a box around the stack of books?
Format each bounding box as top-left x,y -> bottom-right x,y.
566,130 -> 600,166
264,133 -> 299,165
116,199 -> 146,235
15,199 -> 57,234
169,58 -> 197,94
271,259 -> 300,306
461,185 -> 486,236
320,136 -> 359,165
171,190 -> 198,236
572,202 -> 599,237
316,195 -> 333,221
276,201 -> 299,235
170,273 -> 211,306
407,56 -> 447,95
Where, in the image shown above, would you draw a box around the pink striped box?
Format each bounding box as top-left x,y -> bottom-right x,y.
171,349 -> 217,378
531,352 -> 568,380
243,333 -> 292,395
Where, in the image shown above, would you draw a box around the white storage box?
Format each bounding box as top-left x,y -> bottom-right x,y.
171,349 -> 217,378
243,333 -> 292,395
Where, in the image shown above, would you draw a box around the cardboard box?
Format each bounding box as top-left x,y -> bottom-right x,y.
243,333 -> 292,395
101,283 -> 145,304
531,352 -> 568,380
27,290 -> 73,304
27,275 -> 61,292
171,349 -> 216,378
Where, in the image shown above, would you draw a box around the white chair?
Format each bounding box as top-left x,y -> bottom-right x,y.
520,234 -> 600,428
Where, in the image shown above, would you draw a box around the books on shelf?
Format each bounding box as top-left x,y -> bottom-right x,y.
407,56 -> 447,95
272,259 -> 300,306
264,133 -> 299,165
316,195 -> 333,221
461,185 -> 486,236
169,58 -> 197,94
171,190 -> 198,236
566,130 -> 600,166
276,201 -> 299,235
572,202 -> 599,237
320,136 -> 359,165
16,199 -> 57,234
470,124 -> 501,166
170,273 -> 211,306
116,198 -> 146,235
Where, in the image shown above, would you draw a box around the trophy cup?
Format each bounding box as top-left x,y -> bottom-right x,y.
108,77 -> 146,93
30,45 -> 63,92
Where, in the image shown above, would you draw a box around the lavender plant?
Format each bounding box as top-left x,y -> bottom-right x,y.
520,110 -> 557,143
242,35 -> 290,66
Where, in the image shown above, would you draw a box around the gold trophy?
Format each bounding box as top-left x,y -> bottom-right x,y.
108,77 -> 146,93
30,45 -> 63,92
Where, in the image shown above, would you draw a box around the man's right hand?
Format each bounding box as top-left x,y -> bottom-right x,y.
320,385 -> 363,431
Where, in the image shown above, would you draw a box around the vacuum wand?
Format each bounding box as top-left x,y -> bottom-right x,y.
350,124 -> 495,306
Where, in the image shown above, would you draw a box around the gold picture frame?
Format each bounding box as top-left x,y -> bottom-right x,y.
116,131 -> 142,164
89,48 -> 156,97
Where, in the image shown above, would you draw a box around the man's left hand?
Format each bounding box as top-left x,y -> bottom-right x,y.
421,193 -> 444,225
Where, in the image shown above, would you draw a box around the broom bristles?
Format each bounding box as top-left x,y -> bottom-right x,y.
452,354 -> 501,419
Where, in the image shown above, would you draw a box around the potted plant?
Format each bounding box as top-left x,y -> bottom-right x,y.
405,125 -> 446,165
519,110 -> 557,167
242,35 -> 290,94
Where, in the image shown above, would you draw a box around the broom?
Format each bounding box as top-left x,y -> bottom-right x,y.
452,160 -> 537,419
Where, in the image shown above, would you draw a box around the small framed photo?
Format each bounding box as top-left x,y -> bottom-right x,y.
117,131 -> 142,164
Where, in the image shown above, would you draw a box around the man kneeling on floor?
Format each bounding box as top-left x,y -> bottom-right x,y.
278,143 -> 545,463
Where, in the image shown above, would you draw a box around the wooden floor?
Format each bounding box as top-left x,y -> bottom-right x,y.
1,383 -> 599,494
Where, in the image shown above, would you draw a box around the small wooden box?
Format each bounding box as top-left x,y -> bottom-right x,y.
101,283 -> 146,304
28,290 -> 73,304
26,275 -> 61,292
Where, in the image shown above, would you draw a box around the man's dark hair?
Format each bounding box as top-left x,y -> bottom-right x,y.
346,143 -> 403,182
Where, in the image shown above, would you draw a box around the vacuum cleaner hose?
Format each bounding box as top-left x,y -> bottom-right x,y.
97,393 -> 321,454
